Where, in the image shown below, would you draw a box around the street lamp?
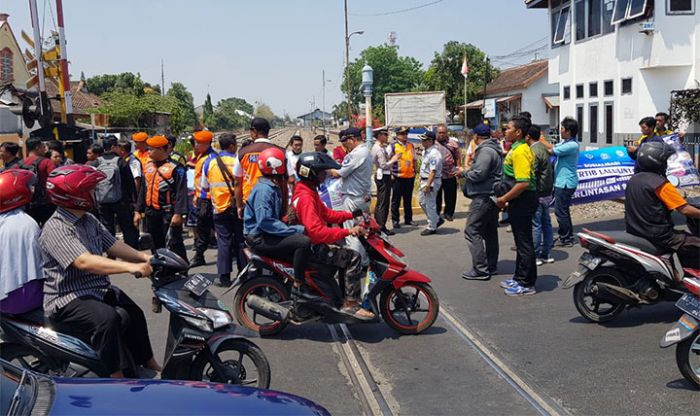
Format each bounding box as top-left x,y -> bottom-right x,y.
344,0 -> 364,125
322,70 -> 332,134
361,64 -> 374,145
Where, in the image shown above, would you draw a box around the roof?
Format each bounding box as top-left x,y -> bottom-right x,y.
297,108 -> 332,120
44,80 -> 102,116
524,0 -> 548,8
483,60 -> 549,96
543,95 -> 560,109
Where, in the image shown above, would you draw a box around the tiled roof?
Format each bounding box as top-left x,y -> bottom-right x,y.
44,80 -> 102,116
483,60 -> 548,96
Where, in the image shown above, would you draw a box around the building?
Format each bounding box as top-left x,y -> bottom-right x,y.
296,108 -> 333,127
462,59 -> 559,130
0,12 -> 32,140
45,80 -> 105,126
526,0 -> 698,147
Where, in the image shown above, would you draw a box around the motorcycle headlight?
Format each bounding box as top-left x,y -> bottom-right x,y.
183,315 -> 213,332
198,308 -> 233,330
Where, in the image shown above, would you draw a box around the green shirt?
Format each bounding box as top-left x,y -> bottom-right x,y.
503,140 -> 536,191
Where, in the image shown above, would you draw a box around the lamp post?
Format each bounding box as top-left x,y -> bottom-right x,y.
322,70 -> 331,134
361,64 -> 374,145
344,0 -> 364,126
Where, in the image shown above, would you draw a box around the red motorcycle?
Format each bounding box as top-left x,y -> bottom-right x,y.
231,215 -> 439,336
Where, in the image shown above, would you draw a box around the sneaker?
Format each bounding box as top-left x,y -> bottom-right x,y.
405,220 -> 417,226
536,259 -> 543,266
292,285 -> 321,300
392,222 -> 401,229
506,226 -> 512,233
555,239 -> 575,248
420,229 -> 436,236
499,279 -> 518,289
216,275 -> 232,287
504,283 -> 537,296
461,270 -> 491,281
189,256 -> 206,268
540,257 -> 555,264
444,215 -> 454,222
436,218 -> 445,228
381,228 -> 396,236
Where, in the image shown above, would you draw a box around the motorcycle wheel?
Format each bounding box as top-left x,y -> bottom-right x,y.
573,267 -> 627,323
1,343 -> 52,373
190,338 -> 271,389
676,331 -> 700,389
234,277 -> 289,337
380,282 -> 439,335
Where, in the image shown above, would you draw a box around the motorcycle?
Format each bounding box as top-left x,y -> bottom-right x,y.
660,275 -> 700,388
231,214 -> 440,336
0,246 -> 271,388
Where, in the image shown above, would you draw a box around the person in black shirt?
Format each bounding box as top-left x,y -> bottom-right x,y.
0,142 -> 21,171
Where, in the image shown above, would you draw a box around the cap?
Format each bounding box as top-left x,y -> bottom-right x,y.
340,127 -> 361,141
147,135 -> 169,148
132,132 -> 148,142
419,131 -> 436,141
373,127 -> 388,135
250,117 -> 271,132
193,130 -> 213,143
395,126 -> 410,135
473,123 -> 491,137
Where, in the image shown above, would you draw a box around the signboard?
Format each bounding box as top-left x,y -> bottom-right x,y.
384,91 -> 446,127
482,98 -> 496,118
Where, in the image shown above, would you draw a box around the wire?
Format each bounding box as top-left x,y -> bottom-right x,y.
491,36 -> 548,59
349,0 -> 445,17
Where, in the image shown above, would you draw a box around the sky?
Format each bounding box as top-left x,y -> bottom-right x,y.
0,0 -> 548,117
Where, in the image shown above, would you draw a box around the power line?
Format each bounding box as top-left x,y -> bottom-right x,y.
349,0 -> 445,17
491,36 -> 548,59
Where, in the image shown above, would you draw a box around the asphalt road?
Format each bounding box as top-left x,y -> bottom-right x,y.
113,207 -> 700,415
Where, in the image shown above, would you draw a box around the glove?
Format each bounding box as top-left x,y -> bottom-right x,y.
351,209 -> 363,218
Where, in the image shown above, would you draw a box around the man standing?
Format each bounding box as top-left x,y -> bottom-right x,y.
654,112 -> 674,136
627,117 -> 662,173
190,130 -> 215,268
135,135 -> 188,261
21,137 -> 56,226
330,127 -> 373,264
542,117 -> 580,247
332,130 -> 348,164
132,132 -> 150,170
116,138 -> 142,196
286,135 -> 304,172
390,127 -> 418,228
455,124 -> 502,280
418,131 -> 443,236
0,142 -> 21,170
435,125 -> 461,221
528,126 -> 555,266
496,115 -> 538,296
314,135 -> 330,155
371,128 -> 399,235
94,136 -> 139,249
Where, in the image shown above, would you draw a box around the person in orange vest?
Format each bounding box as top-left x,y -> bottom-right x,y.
200,133 -> 244,287
190,130 -> 216,268
131,132 -> 150,169
389,127 -> 418,229
135,135 -> 188,261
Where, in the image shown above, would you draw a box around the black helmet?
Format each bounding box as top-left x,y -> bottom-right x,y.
296,152 -> 341,182
637,141 -> 675,174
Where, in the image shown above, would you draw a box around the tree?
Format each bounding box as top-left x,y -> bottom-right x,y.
254,102 -> 276,122
86,72 -> 161,97
167,82 -> 197,132
202,93 -> 214,126
423,41 -> 499,118
341,45 -> 425,122
94,92 -> 181,132
209,97 -> 252,130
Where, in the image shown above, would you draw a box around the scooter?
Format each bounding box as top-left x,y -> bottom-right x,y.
0,246 -> 271,388
231,215 -> 440,336
660,274 -> 700,388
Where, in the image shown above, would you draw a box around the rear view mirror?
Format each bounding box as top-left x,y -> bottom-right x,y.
138,233 -> 154,251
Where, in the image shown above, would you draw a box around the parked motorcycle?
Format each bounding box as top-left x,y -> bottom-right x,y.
232,215 -> 439,336
660,275 -> 700,388
0,247 -> 271,388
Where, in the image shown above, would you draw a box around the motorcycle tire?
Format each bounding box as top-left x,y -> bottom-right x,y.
234,277 -> 289,337
380,282 -> 439,335
0,343 -> 52,373
675,331 -> 700,389
573,267 -> 627,323
190,338 -> 271,389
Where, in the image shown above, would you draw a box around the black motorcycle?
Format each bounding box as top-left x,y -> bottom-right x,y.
660,276 -> 700,388
0,248 -> 270,388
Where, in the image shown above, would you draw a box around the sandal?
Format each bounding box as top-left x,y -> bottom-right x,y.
341,303 -> 375,321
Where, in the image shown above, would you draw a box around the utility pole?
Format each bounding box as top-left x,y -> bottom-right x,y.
28,0 -> 50,127
161,59 -> 165,96
344,0 -> 351,125
55,0 -> 74,125
322,70 -> 327,134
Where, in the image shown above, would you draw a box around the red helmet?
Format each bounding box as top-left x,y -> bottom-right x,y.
0,169 -> 37,213
46,165 -> 106,210
258,147 -> 287,176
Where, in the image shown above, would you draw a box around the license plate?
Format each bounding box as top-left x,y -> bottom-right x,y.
579,253 -> 602,270
676,293 -> 700,320
184,273 -> 213,296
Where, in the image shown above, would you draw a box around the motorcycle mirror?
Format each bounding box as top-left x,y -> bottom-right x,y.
667,175 -> 681,187
138,233 -> 154,251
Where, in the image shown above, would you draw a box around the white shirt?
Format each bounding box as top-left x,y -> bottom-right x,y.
420,145 -> 443,189
0,209 -> 43,300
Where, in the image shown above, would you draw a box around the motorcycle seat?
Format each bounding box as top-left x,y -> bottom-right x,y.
11,308 -> 46,325
601,231 -> 666,255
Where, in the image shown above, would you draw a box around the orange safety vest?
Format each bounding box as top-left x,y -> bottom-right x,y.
205,152 -> 239,214
134,149 -> 151,170
392,142 -> 416,178
238,141 -> 279,202
144,160 -> 176,210
194,150 -> 212,201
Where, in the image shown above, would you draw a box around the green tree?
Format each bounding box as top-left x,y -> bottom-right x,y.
94,92 -> 181,132
167,82 -> 197,132
424,41 -> 499,118
341,45 -> 425,122
86,72 -> 161,97
254,102 -> 276,122
202,93 -> 214,126
209,97 -> 251,130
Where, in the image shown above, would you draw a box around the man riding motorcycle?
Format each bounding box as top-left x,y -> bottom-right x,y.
39,164 -> 160,378
625,141 -> 700,269
291,152 -> 374,320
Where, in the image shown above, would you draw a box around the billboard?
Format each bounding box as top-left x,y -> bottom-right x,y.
384,91 -> 446,127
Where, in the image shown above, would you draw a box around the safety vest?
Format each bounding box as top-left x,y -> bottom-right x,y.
144,160 -> 177,210
134,149 -> 151,170
194,150 -> 212,200
205,152 -> 239,214
238,141 -> 279,202
392,142 -> 415,179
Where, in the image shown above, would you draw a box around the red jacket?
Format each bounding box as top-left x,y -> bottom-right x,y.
292,181 -> 352,244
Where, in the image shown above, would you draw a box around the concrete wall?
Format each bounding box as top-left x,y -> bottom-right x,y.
521,75 -> 560,126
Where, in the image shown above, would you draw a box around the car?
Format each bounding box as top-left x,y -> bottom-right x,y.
0,359 -> 329,416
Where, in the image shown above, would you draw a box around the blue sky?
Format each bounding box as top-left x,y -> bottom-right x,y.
2,0 -> 548,117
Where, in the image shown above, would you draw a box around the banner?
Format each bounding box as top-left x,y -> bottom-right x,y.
384,91 -> 446,127
663,135 -> 700,187
318,177 -> 344,210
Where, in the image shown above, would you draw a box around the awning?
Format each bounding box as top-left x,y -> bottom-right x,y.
496,95 -> 521,104
543,95 -> 560,109
458,99 -> 483,110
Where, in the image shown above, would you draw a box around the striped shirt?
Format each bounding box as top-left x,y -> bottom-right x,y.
39,208 -> 117,316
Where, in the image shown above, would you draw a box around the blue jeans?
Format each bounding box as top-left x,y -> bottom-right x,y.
554,186 -> 576,243
532,197 -> 553,258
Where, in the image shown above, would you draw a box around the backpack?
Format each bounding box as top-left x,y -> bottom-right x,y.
18,157 -> 49,207
94,156 -> 123,204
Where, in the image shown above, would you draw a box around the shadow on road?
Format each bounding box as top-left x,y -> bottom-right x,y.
665,378 -> 700,392
568,302 -> 680,327
535,275 -> 561,293
347,322 -> 448,344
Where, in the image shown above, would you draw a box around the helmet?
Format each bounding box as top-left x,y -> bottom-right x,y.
258,147 -> 287,176
46,165 -> 106,210
296,152 -> 341,182
0,169 -> 37,213
637,141 -> 675,174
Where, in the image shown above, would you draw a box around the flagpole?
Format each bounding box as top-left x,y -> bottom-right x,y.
463,74 -> 467,130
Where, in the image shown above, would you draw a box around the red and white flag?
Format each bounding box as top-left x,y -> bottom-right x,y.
461,54 -> 469,79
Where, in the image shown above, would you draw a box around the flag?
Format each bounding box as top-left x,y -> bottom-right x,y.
461,54 -> 469,79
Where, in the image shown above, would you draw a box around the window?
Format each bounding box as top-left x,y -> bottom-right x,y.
574,0 -> 608,41
589,104 -> 599,143
605,103 -> 614,144
0,48 -> 12,83
589,82 -> 598,97
604,80 -> 614,96
621,77 -> 632,94
667,0 -> 694,14
575,0 -> 586,40
588,0 -> 602,36
553,5 -> 571,44
612,0 -> 649,24
603,0 -> 616,33
577,105 -> 584,131
563,85 -> 571,100
576,84 -> 584,98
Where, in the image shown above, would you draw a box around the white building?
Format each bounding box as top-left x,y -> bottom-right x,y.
525,0 -> 698,146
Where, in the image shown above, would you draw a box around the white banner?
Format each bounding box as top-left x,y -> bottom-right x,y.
384,91 -> 446,127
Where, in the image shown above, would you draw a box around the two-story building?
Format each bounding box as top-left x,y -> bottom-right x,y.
526,0 -> 698,146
